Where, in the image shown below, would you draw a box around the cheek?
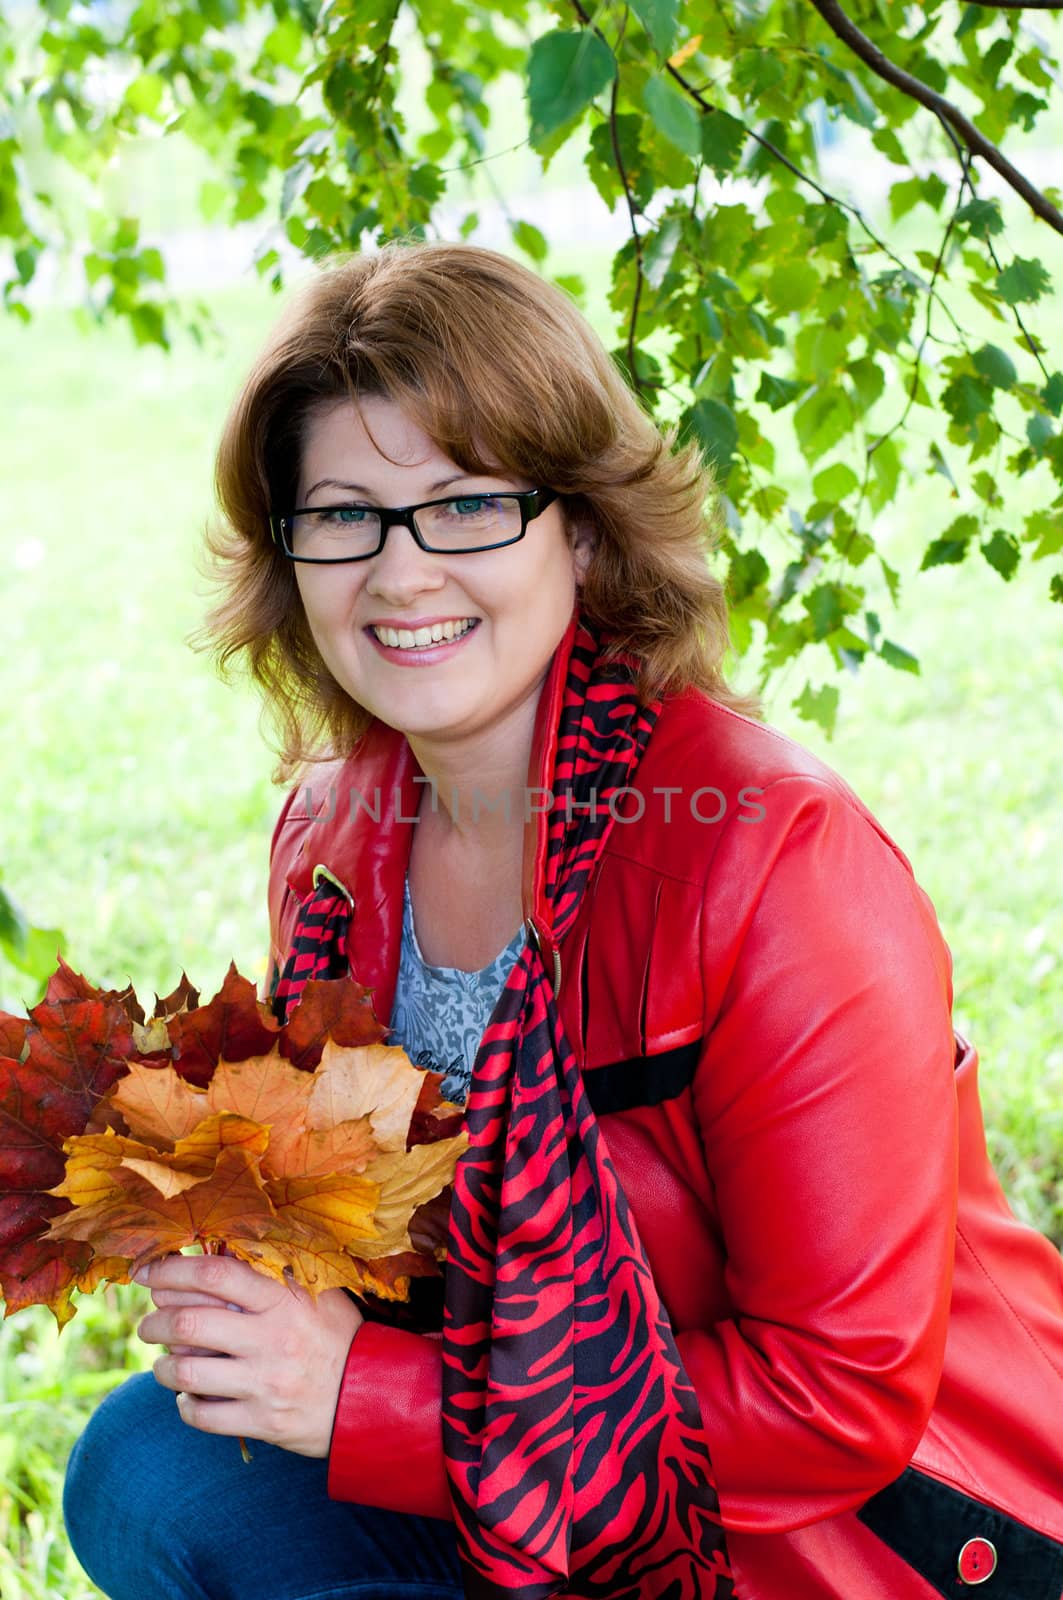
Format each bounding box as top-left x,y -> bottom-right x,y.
295,570 -> 354,627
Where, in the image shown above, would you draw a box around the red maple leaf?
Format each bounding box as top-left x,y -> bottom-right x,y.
0,970 -> 139,1323
3,969 -> 467,1328
164,964 -> 280,1087
279,975 -> 386,1072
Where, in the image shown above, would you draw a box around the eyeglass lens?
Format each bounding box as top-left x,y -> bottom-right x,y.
289,494 -> 524,559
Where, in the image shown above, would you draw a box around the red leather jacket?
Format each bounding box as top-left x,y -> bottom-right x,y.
267,622 -> 1063,1599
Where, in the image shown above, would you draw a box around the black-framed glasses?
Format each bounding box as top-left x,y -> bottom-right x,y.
269,487 -> 558,564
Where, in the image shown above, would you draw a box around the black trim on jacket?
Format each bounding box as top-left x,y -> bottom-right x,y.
857,1466 -> 1063,1598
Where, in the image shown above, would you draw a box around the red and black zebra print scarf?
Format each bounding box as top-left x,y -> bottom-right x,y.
275,617 -> 734,1600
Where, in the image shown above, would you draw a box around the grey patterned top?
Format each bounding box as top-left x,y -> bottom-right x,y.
387,872 -> 527,1106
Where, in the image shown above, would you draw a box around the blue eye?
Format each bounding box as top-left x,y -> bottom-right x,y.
330,507 -> 368,524
451,497 -> 496,515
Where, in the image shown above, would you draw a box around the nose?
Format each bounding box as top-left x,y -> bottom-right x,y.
363,521 -> 445,603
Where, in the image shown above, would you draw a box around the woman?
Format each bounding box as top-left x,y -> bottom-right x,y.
64,242 -> 1063,1600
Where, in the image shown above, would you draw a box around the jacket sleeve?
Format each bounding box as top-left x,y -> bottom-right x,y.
679,774 -> 960,1533
327,1323 -> 452,1519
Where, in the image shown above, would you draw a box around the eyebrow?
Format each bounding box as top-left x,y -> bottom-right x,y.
304,473 -> 485,500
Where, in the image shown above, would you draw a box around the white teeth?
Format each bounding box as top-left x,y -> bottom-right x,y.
373,619 -> 475,650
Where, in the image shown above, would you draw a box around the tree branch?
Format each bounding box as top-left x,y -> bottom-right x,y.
665,60 -> 969,341
606,77 -> 647,400
935,113 -> 1053,382
809,0 -> 1063,236
569,0 -> 649,399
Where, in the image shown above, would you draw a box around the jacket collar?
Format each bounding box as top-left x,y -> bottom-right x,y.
285,603 -> 581,1016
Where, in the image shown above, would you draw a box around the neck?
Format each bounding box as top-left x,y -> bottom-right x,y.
404,694 -> 540,855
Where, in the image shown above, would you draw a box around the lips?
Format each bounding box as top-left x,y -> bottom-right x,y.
366,618 -> 481,663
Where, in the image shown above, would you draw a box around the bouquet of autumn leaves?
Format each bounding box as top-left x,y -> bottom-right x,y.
0,959 -> 467,1329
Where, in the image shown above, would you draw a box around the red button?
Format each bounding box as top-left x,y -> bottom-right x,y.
957,1537 -> 998,1584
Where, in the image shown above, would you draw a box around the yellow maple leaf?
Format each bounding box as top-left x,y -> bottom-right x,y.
110,1060 -> 212,1145
308,1041 -> 425,1152
44,1146 -> 279,1271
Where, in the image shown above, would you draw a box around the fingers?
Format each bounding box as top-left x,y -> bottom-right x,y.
134,1252 -> 278,1312
153,1349 -> 254,1401
150,1287 -> 244,1311
174,1392 -> 255,1439
138,1304 -> 252,1361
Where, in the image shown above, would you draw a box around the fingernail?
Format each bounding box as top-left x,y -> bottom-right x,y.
132,1265 -> 149,1284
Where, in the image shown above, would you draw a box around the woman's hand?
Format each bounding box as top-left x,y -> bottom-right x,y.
135,1252 -> 364,1458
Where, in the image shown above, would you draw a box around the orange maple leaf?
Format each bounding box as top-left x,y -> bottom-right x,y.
3,969 -> 468,1322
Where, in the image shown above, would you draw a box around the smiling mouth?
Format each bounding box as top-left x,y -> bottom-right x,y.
370,619 -> 479,651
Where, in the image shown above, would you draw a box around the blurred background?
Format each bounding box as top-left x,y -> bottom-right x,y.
1,2 -> 1061,1592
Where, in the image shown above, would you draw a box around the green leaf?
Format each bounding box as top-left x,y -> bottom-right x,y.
554,274 -> 585,306
527,30 -> 617,144
16,922 -> 65,985
683,397 -> 739,481
981,529 -> 1021,580
0,882 -> 62,981
995,256 -> 1052,306
199,179 -> 229,222
1024,509 -> 1063,557
728,547 -> 769,602
889,173 -> 946,220
263,16 -> 305,66
114,216 -> 139,252
1051,572 -> 1063,603
643,214 -> 682,289
138,247 -> 165,282
700,109 -> 747,176
697,297 -> 722,342
732,50 -> 785,102
130,303 -> 168,348
643,75 -> 701,157
879,640 -> 920,675
848,358 -> 884,412
629,0 -> 680,58
765,260 -> 819,314
866,437 -> 901,512
812,462 -> 860,503
803,583 -> 845,640
1027,413 -> 1054,453
0,880 -> 27,959
756,372 -> 803,411
921,514 -> 978,569
973,343 -> 1017,389
942,373 -> 994,428
929,440 -> 958,493
1041,373 -> 1063,417
124,72 -> 166,118
510,219 -> 548,263
793,386 -> 854,463
792,681 -> 839,736
956,197 -> 1004,237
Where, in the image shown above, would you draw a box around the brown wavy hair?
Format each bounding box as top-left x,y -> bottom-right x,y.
191,240 -> 760,782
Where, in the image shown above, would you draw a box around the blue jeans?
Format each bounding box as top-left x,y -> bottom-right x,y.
63,1373 -> 464,1600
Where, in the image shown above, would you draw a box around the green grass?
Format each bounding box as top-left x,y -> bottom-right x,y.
0,1289 -> 154,1599
0,267 -> 1060,1595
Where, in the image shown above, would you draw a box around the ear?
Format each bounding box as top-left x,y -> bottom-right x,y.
569,518 -> 597,582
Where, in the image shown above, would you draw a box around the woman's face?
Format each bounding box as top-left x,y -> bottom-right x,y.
292,395 -> 593,752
